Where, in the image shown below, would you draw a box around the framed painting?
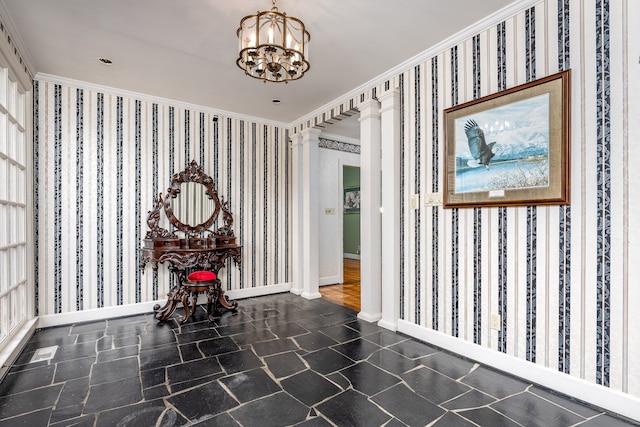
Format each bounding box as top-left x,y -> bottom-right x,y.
343,186 -> 361,214
443,69 -> 571,208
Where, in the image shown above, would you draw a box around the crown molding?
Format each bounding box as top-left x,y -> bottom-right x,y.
289,0 -> 542,129
35,72 -> 290,128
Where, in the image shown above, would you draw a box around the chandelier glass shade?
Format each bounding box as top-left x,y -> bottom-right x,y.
236,0 -> 310,83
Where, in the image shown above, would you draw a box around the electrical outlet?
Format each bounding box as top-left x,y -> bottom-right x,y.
490,313 -> 501,330
324,208 -> 335,215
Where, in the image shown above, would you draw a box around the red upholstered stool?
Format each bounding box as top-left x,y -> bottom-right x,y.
181,270 -> 218,323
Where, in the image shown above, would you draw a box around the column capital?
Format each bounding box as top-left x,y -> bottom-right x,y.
359,98 -> 381,121
379,88 -> 400,114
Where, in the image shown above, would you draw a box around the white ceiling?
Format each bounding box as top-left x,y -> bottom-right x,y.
2,0 -> 516,129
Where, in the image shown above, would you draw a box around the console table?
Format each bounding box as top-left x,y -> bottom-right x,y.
140,243 -> 241,322
139,160 -> 242,323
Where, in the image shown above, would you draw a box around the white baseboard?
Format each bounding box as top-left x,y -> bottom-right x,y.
377,319 -> 397,331
344,253 -> 360,260
319,275 -> 341,286
36,283 -> 294,329
397,320 -> 640,422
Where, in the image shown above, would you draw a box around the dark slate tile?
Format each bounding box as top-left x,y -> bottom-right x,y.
529,385 -> 602,418
327,372 -> 351,390
420,351 -> 476,380
294,331 -> 338,352
0,384 -> 63,420
268,322 -> 309,338
84,377 -> 143,413
320,324 -> 362,342
191,412 -> 241,426
54,356 -> 94,383
76,330 -> 105,343
344,319 -> 383,335
229,392 -> 309,427
140,345 -> 181,371
198,336 -> 240,357
303,348 -> 356,375
106,321 -> 147,337
167,356 -> 222,385
458,407 -> 521,427
294,417 -> 334,427
579,414 -> 639,426
367,348 -> 420,375
460,366 -> 529,399
332,338 -> 381,361
51,407 -> 89,426
441,389 -> 497,410
243,307 -> 281,321
96,335 -> 113,350
96,344 -> 139,363
26,326 -> 74,348
143,384 -> 170,400
57,377 -> 90,409
71,320 -> 106,334
388,338 -> 439,359
140,325 -> 177,349
361,329 -> 408,347
114,336 -> 140,350
141,367 -> 166,389
170,373 -> 224,393
167,381 -> 238,421
0,408 -> 51,427
215,321 -> 259,336
179,342 -> 204,361
401,366 -> 471,404
52,341 -> 97,362
49,414 -> 96,427
230,328 -> 277,346
263,351 -> 306,378
0,363 -> 54,395
340,361 -> 400,396
96,400 -> 189,427
217,348 -> 264,374
371,383 -> 446,427
296,313 -> 355,330
176,328 -> 221,344
250,337 -> 299,357
491,392 -> 586,427
218,368 -> 281,403
316,389 -> 391,427
280,369 -> 341,406
432,411 -> 477,426
90,356 -> 139,385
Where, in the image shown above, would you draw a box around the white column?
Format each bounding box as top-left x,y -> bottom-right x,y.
290,133 -> 304,295
358,99 -> 382,322
378,88 -> 401,331
301,128 -> 321,299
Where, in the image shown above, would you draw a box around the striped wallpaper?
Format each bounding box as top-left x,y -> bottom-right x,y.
291,0 -> 638,400
34,84 -> 291,316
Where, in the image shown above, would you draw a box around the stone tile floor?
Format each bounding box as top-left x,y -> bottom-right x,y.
0,293 -> 637,426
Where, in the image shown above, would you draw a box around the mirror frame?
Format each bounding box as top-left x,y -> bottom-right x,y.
164,160 -> 221,235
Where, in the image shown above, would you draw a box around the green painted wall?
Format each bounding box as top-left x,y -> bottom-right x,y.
343,166 -> 360,255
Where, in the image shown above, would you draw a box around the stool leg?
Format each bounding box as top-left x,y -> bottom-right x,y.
191,292 -> 198,316
180,292 -> 190,324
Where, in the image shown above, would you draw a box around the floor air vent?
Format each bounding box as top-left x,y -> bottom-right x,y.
30,345 -> 58,363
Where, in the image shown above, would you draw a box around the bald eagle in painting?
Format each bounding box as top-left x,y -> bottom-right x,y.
464,119 -> 497,169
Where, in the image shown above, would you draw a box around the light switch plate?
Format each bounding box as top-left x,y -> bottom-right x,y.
410,194 -> 420,210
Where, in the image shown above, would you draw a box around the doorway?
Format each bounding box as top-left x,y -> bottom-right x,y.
319,258 -> 360,311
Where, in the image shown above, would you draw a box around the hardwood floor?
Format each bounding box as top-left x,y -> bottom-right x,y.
319,258 -> 360,311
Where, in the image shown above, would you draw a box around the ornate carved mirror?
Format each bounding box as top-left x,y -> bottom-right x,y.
164,160 -> 221,235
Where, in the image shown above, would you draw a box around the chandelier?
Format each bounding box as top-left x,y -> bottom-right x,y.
236,0 -> 310,83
